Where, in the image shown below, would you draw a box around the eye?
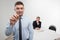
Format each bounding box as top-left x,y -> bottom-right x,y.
16,8 -> 19,10
21,8 -> 23,9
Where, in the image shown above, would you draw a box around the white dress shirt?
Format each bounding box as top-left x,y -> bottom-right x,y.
5,15 -> 34,40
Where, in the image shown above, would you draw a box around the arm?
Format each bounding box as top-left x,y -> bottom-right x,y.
5,22 -> 15,36
33,21 -> 36,29
28,21 -> 34,40
5,14 -> 19,36
39,22 -> 41,28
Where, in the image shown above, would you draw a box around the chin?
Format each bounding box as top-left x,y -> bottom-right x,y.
17,12 -> 23,16
19,14 -> 23,16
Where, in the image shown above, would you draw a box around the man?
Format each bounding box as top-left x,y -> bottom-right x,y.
5,1 -> 33,40
33,16 -> 41,30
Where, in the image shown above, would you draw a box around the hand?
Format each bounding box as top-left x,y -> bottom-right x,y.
35,27 -> 40,30
10,14 -> 19,27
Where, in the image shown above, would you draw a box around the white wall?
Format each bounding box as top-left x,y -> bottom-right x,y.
20,0 -> 60,33
0,0 -> 18,40
0,0 -> 60,40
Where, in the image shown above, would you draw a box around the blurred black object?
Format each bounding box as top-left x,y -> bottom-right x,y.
49,25 -> 56,32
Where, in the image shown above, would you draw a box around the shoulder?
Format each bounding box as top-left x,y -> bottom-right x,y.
39,21 -> 41,23
33,21 -> 36,23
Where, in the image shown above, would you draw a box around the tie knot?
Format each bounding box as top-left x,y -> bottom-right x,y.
19,16 -> 22,19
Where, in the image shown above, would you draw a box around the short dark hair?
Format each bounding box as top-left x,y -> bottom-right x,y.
15,1 -> 24,6
36,16 -> 40,18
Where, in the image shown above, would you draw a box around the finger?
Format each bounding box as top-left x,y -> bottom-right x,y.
13,14 -> 19,19
13,15 -> 17,19
10,16 -> 16,21
15,14 -> 19,19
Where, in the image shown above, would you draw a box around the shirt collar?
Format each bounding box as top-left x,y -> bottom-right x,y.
20,15 -> 24,19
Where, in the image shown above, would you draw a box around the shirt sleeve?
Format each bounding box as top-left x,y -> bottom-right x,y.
28,21 -> 34,40
5,22 -> 15,36
33,21 -> 36,29
39,21 -> 41,28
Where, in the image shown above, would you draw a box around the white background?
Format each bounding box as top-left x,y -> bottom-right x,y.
0,0 -> 60,40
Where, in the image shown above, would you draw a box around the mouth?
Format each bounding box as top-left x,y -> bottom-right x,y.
17,12 -> 23,16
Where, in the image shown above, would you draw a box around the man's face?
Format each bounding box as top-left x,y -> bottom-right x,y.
14,5 -> 24,16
